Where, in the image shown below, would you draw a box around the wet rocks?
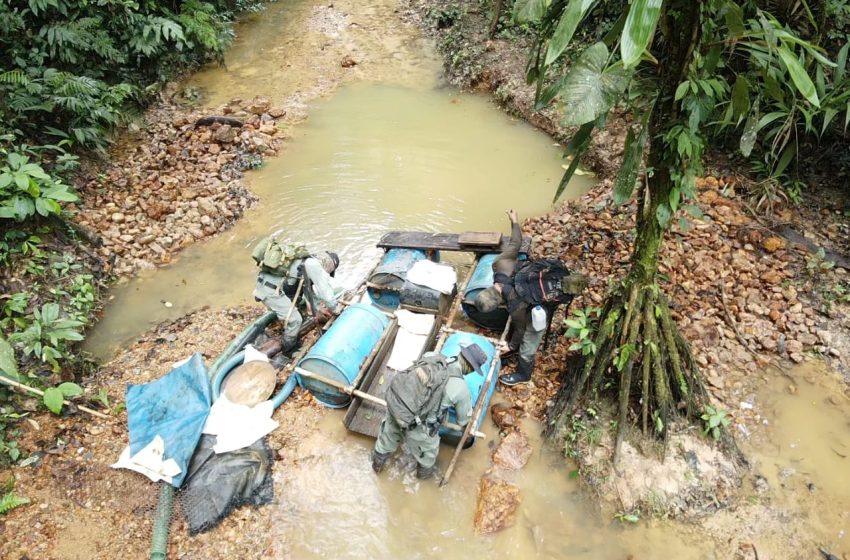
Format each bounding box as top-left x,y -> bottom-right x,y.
490,402 -> 522,431
492,430 -> 532,470
473,474 -> 521,534
73,97 -> 287,277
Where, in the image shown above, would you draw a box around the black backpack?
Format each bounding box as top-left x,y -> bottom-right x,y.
513,259 -> 573,305
385,354 -> 458,429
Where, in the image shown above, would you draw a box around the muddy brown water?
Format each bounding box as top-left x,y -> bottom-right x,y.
81,0 -> 850,557
272,410 -> 711,559
84,0 -> 594,359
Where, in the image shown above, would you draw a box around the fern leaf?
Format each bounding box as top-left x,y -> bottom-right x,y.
0,492 -> 30,515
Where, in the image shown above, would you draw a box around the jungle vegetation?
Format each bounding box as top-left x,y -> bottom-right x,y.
511,0 -> 850,458
0,0 -> 265,467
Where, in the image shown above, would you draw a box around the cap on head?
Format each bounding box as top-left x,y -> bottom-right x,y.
562,273 -> 589,295
459,343 -> 488,376
473,286 -> 502,313
324,251 -> 340,276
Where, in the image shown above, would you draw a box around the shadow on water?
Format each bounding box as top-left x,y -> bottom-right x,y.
85,83 -> 594,359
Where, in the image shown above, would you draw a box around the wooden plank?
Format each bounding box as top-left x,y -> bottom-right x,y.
344,311 -> 442,438
378,231 -> 532,254
458,231 -> 501,247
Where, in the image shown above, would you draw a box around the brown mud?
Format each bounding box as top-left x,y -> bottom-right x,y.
3,0 -> 850,558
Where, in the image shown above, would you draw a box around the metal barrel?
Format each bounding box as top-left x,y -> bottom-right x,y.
296,303 -> 390,407
439,331 -> 501,447
461,253 -> 509,331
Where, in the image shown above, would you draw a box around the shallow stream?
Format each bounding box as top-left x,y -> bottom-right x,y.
84,0 -> 593,358
84,0 -> 849,557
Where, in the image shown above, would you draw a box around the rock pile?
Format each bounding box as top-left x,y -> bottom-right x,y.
72,96 -> 288,277
509,176 -> 848,415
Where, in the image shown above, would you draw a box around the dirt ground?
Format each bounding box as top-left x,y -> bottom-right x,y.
3,0 -> 850,558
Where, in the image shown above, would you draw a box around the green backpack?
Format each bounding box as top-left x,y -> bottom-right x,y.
251,236 -> 311,276
385,353 -> 460,430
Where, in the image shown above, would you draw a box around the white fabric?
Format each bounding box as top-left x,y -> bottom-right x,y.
395,309 -> 436,335
112,435 -> 181,484
386,311 -> 435,371
202,394 -> 279,454
406,260 -> 457,294
243,344 -> 269,363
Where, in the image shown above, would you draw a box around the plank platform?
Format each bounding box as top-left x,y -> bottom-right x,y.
378,231 -> 532,254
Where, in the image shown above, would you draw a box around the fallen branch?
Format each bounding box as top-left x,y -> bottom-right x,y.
0,376 -> 109,419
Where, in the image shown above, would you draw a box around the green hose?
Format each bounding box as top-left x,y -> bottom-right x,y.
148,310 -> 277,560
149,483 -> 175,560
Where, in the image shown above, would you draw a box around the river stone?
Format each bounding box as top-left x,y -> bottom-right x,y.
214,125 -> 237,143
474,474 -> 521,534
492,430 -> 532,470
246,96 -> 271,114
490,403 -> 520,431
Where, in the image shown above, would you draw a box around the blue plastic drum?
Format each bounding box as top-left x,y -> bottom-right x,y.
439,331 -> 501,447
296,303 -> 390,407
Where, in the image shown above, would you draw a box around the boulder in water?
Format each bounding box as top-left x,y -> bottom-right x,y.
492,430 -> 532,470
473,474 -> 521,534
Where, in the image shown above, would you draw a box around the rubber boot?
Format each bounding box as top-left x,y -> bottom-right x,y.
499,356 -> 533,386
416,462 -> 438,480
371,450 -> 391,474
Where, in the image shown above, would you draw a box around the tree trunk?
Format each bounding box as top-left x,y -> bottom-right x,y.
544,0 -> 740,462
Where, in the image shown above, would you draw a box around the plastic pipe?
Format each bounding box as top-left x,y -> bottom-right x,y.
210,351 -> 246,401
149,482 -> 175,560
148,310 -> 277,560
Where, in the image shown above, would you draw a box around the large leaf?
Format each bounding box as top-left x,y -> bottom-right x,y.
620,0 -> 662,69
57,382 -> 83,397
612,110 -> 650,205
778,46 -> 820,107
740,100 -> 760,156
724,1 -> 745,38
836,43 -> 849,83
514,0 -> 549,24
731,75 -> 750,118
553,121 -> 595,203
545,0 -> 597,65
43,387 -> 64,415
0,337 -> 19,381
559,42 -> 631,126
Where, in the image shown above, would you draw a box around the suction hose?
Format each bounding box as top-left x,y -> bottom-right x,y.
148,310 -> 279,560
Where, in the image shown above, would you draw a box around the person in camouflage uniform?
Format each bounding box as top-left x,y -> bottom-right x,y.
252,236 -> 341,352
371,344 -> 487,480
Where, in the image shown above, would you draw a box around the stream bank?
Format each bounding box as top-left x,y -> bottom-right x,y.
2,0 -> 849,558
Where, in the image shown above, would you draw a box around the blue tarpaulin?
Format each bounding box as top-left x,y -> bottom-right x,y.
126,353 -> 212,488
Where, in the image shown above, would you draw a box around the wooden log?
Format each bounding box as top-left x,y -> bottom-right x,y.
194,115 -> 244,127
440,316 -> 512,486
294,367 -> 485,439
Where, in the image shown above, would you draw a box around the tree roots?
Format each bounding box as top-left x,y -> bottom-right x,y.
545,279 -> 729,463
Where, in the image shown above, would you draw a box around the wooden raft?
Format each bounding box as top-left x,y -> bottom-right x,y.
378,231 -> 532,254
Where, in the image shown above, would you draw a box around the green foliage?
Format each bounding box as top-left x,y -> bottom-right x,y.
7,303 -> 86,372
564,306 -> 600,356
0,149 -> 78,221
564,407 -> 603,458
0,476 -> 30,515
700,404 -> 730,440
42,381 -> 82,415
805,247 -> 835,276
528,0 -> 850,213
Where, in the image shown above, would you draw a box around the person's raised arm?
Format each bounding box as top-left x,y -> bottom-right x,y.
493,209 -> 521,272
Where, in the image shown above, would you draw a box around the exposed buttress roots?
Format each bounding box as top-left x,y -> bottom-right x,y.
545,280 -> 740,463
